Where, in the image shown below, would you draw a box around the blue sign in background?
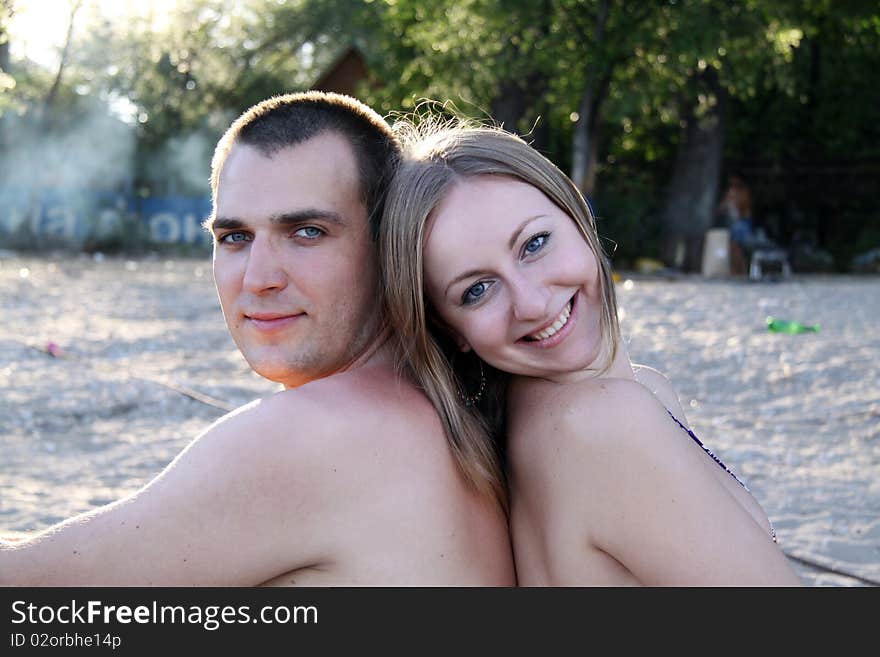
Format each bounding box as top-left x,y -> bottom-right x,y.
136,196 -> 213,244
0,187 -> 213,247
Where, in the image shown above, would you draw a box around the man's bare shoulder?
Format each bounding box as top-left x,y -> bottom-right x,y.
0,371 -> 429,586
275,364 -> 426,411
245,365 -> 453,485
259,365 -> 439,441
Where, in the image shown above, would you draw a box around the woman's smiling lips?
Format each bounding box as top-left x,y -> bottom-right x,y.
245,312 -> 304,333
517,294 -> 578,349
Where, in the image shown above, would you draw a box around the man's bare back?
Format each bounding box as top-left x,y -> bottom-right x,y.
257,357 -> 513,586
1,349 -> 512,585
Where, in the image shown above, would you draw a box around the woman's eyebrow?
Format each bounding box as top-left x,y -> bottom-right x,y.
445,268 -> 486,298
508,215 -> 546,249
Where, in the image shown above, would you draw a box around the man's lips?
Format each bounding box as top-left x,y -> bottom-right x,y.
244,312 -> 304,332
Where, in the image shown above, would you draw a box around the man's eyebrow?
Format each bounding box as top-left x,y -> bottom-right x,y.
268,209 -> 346,227
209,210 -> 345,233
210,216 -> 245,232
444,215 -> 547,298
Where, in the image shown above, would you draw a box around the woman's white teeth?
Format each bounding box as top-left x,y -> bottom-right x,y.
528,301 -> 572,341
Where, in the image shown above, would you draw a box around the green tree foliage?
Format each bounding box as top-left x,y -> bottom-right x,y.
0,0 -> 15,100
1,0 -> 877,266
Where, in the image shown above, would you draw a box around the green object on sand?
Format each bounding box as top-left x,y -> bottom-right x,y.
766,317 -> 820,334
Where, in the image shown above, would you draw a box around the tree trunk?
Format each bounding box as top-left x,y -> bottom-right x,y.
0,26 -> 8,74
570,0 -> 609,197
582,70 -> 613,195
489,0 -> 552,151
660,65 -> 727,271
42,0 -> 82,116
490,73 -> 546,138
0,1 -> 15,185
0,6 -> 8,163
570,86 -> 595,194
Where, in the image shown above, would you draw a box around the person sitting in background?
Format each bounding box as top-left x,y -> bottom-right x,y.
717,173 -> 756,275
717,172 -> 778,276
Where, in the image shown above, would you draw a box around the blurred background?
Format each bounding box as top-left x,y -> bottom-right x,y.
0,0 -> 878,272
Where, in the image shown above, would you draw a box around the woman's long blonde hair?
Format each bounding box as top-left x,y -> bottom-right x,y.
380,118 -> 620,512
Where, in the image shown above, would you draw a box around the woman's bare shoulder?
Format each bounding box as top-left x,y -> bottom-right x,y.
510,378 -> 801,585
543,377 -> 675,453
631,363 -> 688,423
510,376 -> 696,490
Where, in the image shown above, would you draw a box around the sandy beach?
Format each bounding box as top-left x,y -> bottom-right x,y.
1,252 -> 878,586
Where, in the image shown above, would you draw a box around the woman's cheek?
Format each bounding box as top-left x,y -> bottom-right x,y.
475,312 -> 508,353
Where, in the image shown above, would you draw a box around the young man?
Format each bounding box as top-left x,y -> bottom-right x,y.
0,92 -> 514,586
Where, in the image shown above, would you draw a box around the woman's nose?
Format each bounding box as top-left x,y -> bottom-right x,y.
509,273 -> 551,322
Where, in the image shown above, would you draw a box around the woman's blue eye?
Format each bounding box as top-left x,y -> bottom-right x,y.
295,226 -> 324,239
462,281 -> 491,305
524,232 -> 549,255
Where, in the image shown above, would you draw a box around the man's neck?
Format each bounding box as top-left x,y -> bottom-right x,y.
281,326 -> 395,390
336,325 -> 395,376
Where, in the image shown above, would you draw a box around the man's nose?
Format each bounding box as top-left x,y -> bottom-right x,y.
509,272 -> 551,322
242,235 -> 287,293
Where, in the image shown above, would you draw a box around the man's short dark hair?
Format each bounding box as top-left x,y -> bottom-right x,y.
209,91 -> 400,239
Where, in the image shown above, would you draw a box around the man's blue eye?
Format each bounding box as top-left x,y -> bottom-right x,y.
462,281 -> 491,305
219,231 -> 250,244
295,227 -> 324,239
524,233 -> 549,255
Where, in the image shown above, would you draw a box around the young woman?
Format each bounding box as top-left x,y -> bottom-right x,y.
380,121 -> 801,586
